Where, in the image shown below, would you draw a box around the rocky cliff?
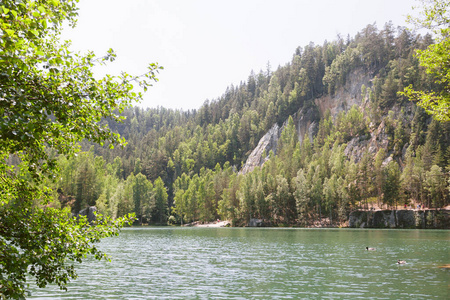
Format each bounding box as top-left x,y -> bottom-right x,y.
241,68 -> 416,174
314,68 -> 370,117
240,123 -> 281,174
242,69 -> 376,174
240,105 -> 319,174
239,114 -> 316,175
349,209 -> 450,229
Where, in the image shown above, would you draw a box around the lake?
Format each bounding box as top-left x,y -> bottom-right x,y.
29,228 -> 449,299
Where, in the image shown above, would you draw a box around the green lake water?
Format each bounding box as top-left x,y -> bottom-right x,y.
29,228 -> 449,299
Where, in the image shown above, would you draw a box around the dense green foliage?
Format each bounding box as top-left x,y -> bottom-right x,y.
2,0 -> 448,298
402,0 -> 450,122
0,0 -> 160,298
52,22 -> 449,228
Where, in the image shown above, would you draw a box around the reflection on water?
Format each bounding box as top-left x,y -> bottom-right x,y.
30,228 -> 449,299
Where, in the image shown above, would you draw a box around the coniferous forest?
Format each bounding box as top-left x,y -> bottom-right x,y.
3,1 -> 450,297
50,23 -> 449,227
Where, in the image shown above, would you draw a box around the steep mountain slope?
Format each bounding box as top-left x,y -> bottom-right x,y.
241,66 -> 416,174
56,23 -> 449,227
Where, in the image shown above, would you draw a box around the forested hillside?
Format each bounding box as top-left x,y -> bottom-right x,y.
54,22 -> 449,226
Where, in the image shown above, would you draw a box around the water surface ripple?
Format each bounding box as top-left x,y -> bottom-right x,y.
29,228 -> 449,299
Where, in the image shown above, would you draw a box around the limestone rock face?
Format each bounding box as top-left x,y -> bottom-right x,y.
240,68 -> 415,173
78,206 -> 97,224
241,69 -> 369,174
314,68 -> 370,117
349,209 -> 450,229
248,218 -> 264,227
240,123 -> 281,174
295,107 -> 318,146
241,106 -> 319,174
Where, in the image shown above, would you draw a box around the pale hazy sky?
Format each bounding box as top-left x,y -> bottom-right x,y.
62,0 -> 419,110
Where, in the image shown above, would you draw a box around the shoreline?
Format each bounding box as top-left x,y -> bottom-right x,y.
185,220 -> 230,228
178,207 -> 450,229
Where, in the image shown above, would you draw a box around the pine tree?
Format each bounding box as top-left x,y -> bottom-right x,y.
382,161 -> 402,209
153,177 -> 169,224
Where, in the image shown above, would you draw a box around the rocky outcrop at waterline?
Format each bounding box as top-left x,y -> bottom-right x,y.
248,218 -> 265,227
77,206 -> 97,224
349,209 -> 450,229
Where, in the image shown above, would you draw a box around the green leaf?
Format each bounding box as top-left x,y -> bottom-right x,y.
4,28 -> 14,36
30,29 -> 39,37
41,19 -> 47,29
